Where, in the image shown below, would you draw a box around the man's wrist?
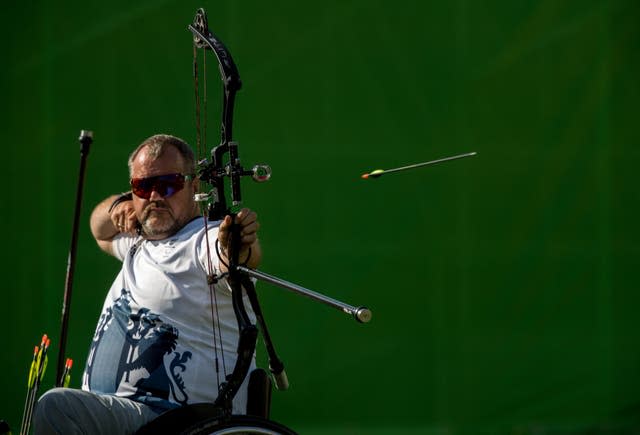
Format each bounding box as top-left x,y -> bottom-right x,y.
108,191 -> 133,213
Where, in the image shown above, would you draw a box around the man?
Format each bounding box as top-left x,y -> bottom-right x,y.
33,134 -> 261,434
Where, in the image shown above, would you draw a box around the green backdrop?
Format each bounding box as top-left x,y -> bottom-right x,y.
2,1 -> 638,433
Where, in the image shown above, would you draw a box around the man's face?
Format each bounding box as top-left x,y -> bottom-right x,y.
130,145 -> 199,240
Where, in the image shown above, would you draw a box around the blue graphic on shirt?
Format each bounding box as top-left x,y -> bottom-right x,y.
84,289 -> 192,407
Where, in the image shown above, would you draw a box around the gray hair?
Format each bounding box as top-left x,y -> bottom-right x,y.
128,134 -> 196,177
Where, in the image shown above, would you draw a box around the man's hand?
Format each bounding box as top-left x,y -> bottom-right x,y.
110,201 -> 138,235
218,208 -> 262,269
91,194 -> 139,256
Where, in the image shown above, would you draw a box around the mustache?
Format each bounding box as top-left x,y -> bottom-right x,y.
141,201 -> 170,219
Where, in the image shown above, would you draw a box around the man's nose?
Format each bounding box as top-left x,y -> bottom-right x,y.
149,189 -> 164,201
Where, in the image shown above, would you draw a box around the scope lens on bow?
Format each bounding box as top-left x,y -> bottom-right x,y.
130,173 -> 192,199
252,165 -> 272,182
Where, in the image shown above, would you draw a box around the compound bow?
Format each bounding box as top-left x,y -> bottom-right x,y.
187,5 -> 371,419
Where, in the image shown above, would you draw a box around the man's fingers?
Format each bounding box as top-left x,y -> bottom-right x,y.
111,214 -> 123,231
125,211 -> 138,234
219,215 -> 233,231
109,203 -> 137,233
241,234 -> 257,245
240,221 -> 259,236
221,212 -> 258,233
235,209 -> 257,225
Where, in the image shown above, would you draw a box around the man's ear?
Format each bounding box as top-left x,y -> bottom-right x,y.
192,176 -> 200,192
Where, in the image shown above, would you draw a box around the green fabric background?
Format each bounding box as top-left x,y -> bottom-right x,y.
1,1 -> 638,433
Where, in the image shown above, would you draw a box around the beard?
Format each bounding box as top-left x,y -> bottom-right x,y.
140,202 -> 181,239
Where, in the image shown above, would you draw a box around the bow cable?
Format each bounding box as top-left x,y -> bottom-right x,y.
193,28 -> 227,389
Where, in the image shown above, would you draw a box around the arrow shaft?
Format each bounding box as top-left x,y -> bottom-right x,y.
383,152 -> 476,175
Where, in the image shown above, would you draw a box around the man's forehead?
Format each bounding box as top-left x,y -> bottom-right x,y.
131,146 -> 185,175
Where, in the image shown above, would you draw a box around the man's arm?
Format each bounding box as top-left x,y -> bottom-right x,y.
90,194 -> 137,256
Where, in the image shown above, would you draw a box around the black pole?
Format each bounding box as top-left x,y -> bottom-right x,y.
56,130 -> 92,387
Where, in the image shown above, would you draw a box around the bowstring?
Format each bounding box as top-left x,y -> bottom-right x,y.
193,42 -> 227,389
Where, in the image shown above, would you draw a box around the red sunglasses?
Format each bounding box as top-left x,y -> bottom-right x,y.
130,173 -> 193,199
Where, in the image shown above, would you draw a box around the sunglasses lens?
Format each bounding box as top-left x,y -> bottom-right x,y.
131,179 -> 153,199
130,174 -> 186,199
159,182 -> 177,197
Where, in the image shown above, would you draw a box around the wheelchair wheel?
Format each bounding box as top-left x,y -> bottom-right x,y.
135,404 -> 296,435
184,414 -> 297,434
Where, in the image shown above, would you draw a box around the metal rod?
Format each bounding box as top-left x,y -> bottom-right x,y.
237,266 -> 372,323
56,130 -> 92,386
